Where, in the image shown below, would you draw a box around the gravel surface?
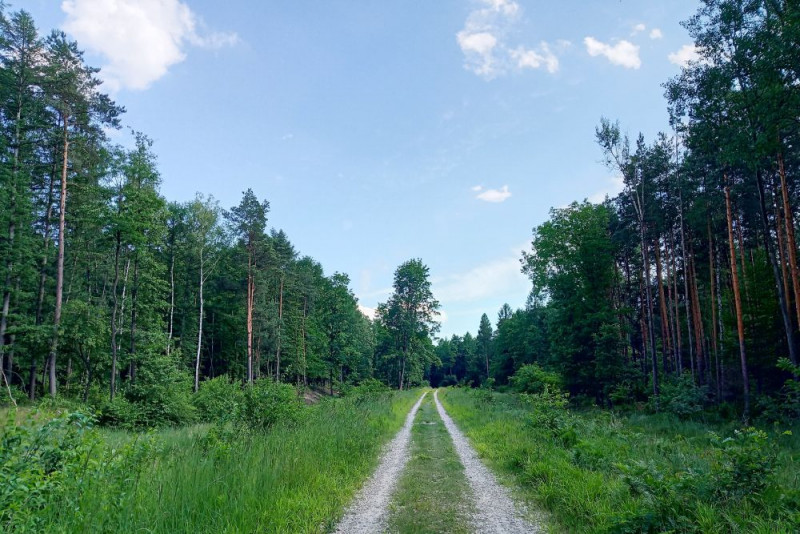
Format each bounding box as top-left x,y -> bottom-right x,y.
334,391 -> 427,534
434,390 -> 542,534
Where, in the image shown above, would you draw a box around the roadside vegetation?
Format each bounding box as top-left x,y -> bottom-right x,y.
440,386 -> 799,533
1,387 -> 420,533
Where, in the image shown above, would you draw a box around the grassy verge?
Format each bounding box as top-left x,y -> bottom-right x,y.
387,392 -> 474,534
3,389 -> 422,533
440,388 -> 800,533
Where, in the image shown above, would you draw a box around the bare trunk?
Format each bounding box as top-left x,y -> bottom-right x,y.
680,189 -> 694,378
246,252 -> 254,384
276,276 -> 283,382
776,197 -> 792,323
167,249 -> 175,356
689,252 -> 706,383
725,181 -> 750,420
128,258 -> 138,383
669,232 -> 683,374
709,220 -> 719,391
194,248 -> 205,393
109,234 -> 122,401
779,150 -> 800,360
655,240 -> 671,374
48,116 -> 70,398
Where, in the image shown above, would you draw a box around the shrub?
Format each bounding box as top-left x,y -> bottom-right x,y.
709,427 -> 777,501
234,380 -> 305,431
655,373 -> 708,419
193,376 -> 243,422
510,364 -> 563,394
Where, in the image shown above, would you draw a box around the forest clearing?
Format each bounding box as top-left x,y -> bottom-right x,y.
4,1 -> 800,532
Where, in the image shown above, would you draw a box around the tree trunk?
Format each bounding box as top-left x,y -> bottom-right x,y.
669,231 -> 683,374
194,248 -> 205,393
128,258 -> 139,383
679,189 -> 694,378
276,276 -> 283,382
725,181 -> 750,420
109,234 -> 122,401
0,102 -> 22,374
755,169 -> 797,365
246,252 -> 254,384
167,247 -> 175,356
655,240 -> 672,374
779,150 -> 800,354
709,220 -> 719,392
48,116 -> 70,398
689,252 -> 706,383
776,197 -> 792,322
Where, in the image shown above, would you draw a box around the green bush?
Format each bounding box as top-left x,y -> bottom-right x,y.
0,410 -> 157,532
193,376 -> 243,422
234,380 -> 305,431
709,427 -> 777,501
655,373 -> 708,419
98,347 -> 196,429
510,364 -> 563,394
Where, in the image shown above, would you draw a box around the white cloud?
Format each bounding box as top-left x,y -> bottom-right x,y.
358,304 -> 377,320
476,185 -> 511,203
456,30 -> 499,77
587,174 -> 624,204
649,28 -> 663,39
61,0 -> 238,91
509,43 -> 559,73
435,246 -> 529,303
471,185 -> 483,192
456,0 -> 561,79
584,37 -> 641,69
668,44 -> 700,67
632,23 -> 646,35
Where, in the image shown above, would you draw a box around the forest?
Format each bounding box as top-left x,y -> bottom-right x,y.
2,1 -> 800,532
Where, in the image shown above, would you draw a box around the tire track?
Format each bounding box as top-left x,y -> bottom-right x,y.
434,390 -> 542,534
334,391 -> 428,534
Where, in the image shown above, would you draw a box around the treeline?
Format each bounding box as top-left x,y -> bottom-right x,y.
439,0 -> 800,421
0,8 -> 390,418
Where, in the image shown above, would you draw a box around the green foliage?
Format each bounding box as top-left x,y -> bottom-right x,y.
234,380 -> 305,431
440,388 -> 800,533
656,373 -> 709,420
510,364 -> 563,394
0,410 -> 157,532
192,376 -> 243,422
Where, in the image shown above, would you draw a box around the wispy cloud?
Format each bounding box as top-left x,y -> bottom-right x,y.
61,0 -> 239,91
668,44 -> 700,67
456,0 -> 560,79
649,28 -> 663,39
471,185 -> 484,192
476,185 -> 511,203
631,23 -> 646,35
587,174 -> 624,204
584,36 -> 641,69
434,246 -> 529,303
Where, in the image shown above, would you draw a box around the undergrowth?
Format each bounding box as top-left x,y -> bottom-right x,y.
439,388 -> 800,533
1,388 -> 422,533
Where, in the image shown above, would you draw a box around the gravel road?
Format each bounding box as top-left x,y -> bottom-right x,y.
334,391 -> 427,534
434,390 -> 542,534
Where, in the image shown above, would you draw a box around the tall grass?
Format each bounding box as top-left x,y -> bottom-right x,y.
9,389 -> 421,533
440,388 -> 800,533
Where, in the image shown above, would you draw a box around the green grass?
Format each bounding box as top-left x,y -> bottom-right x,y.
11,389 -> 422,533
439,388 -> 800,533
387,392 -> 474,534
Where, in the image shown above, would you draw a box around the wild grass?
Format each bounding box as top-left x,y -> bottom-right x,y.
439,388 -> 800,533
3,389 -> 422,533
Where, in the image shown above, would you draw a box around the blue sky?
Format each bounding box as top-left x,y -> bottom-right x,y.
24,0 -> 700,338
